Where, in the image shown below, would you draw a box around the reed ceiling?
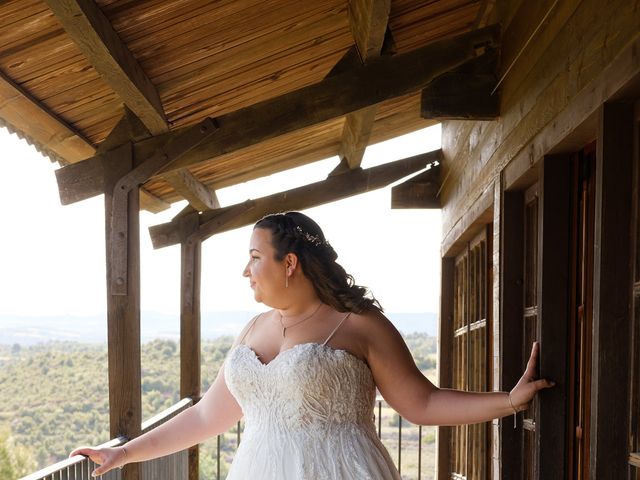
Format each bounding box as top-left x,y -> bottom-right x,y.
0,0 -> 489,211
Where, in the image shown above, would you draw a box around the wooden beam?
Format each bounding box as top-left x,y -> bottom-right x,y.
341,0 -> 391,169
348,0 -> 391,62
537,154 -> 571,480
97,106 -> 153,154
499,189 -> 525,477
150,150 -> 441,248
57,117 -> 216,207
339,1 -> 391,169
55,25 -> 500,206
161,169 -> 220,212
140,188 -> 170,213
0,68 -> 95,164
44,0 -> 168,135
324,46 -> 362,78
103,142 -> 142,480
590,102 -> 633,479
437,257 -> 455,480
340,106 -> 378,169
179,212 -> 201,480
421,49 -> 500,120
391,162 -> 441,208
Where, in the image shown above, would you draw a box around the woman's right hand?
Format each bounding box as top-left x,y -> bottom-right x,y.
69,445 -> 127,477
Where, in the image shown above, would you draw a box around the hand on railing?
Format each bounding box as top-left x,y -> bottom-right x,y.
69,445 -> 127,477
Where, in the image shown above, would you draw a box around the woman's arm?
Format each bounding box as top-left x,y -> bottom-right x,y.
70,316 -> 261,476
70,364 -> 242,476
359,312 -> 553,426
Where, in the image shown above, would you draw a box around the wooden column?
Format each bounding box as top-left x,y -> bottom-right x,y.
589,102 -> 633,478
437,257 -> 454,480
499,189 -> 525,477
537,154 -> 571,480
104,142 -> 142,480
179,212 -> 201,480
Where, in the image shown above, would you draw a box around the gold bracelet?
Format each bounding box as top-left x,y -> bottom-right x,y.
508,392 -> 517,429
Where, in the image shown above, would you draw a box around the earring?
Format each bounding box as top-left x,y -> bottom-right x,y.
285,268 -> 289,288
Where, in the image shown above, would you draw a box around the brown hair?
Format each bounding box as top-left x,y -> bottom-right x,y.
254,211 -> 383,314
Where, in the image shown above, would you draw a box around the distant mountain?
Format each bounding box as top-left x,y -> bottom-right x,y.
0,311 -> 437,345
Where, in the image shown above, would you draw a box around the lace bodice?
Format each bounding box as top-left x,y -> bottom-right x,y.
223,338 -> 401,479
226,342 -> 376,430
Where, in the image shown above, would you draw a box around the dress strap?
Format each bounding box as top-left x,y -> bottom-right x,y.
322,312 -> 352,346
238,313 -> 262,345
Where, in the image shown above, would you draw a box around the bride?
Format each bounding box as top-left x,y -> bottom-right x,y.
71,211 -> 553,479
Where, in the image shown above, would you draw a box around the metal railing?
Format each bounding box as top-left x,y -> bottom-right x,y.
209,396 -> 436,479
20,398 -> 193,480
22,396 -> 436,480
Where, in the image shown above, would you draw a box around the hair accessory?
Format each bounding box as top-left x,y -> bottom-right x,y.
294,226 -> 327,247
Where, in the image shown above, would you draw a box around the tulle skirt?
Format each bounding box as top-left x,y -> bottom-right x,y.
224,422 -> 401,480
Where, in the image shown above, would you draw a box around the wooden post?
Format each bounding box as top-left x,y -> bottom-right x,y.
537,154 -> 571,480
499,189 -> 525,477
590,102 -> 633,478
179,212 -> 202,480
437,257 -> 454,480
103,142 -> 142,480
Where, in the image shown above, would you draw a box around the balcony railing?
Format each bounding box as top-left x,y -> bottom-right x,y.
22,396 -> 435,480
208,395 -> 435,479
20,398 -> 193,480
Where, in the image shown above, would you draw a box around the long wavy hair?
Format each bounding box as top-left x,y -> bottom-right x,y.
254,212 -> 383,314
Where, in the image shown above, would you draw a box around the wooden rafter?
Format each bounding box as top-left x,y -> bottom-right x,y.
421,50 -> 500,120
140,188 -> 170,213
149,149 -> 442,248
161,169 -> 220,212
0,68 -> 95,164
45,0 -> 168,135
56,25 -> 499,208
391,162 -> 441,209
340,0 -> 391,170
348,0 -> 391,61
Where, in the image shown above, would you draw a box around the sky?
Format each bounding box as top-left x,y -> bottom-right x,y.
0,124 -> 442,318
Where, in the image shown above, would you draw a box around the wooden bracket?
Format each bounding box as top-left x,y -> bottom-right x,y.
391,161 -> 441,208
421,49 -> 500,120
109,117 -> 218,295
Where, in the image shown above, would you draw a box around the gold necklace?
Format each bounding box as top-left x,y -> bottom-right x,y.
278,302 -> 323,338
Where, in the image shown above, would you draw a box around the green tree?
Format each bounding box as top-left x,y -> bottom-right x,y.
0,429 -> 36,479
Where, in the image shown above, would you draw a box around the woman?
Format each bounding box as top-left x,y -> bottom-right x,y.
71,211 -> 553,478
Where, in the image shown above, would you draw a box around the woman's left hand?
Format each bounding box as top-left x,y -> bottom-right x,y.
509,342 -> 555,411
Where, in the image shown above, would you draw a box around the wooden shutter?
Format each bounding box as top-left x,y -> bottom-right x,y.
450,226 -> 491,480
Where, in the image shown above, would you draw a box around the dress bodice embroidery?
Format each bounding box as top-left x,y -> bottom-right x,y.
223,338 -> 402,479
226,342 -> 375,430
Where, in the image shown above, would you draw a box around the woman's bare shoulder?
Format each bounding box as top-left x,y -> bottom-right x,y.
348,309 -> 398,334
232,309 -> 274,346
343,309 -> 403,352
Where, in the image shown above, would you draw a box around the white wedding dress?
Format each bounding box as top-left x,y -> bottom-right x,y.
224,314 -> 401,479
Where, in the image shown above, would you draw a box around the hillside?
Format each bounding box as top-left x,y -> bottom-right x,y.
0,333 -> 437,479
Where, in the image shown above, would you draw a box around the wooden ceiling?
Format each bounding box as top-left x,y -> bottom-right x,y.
0,0 -> 492,212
